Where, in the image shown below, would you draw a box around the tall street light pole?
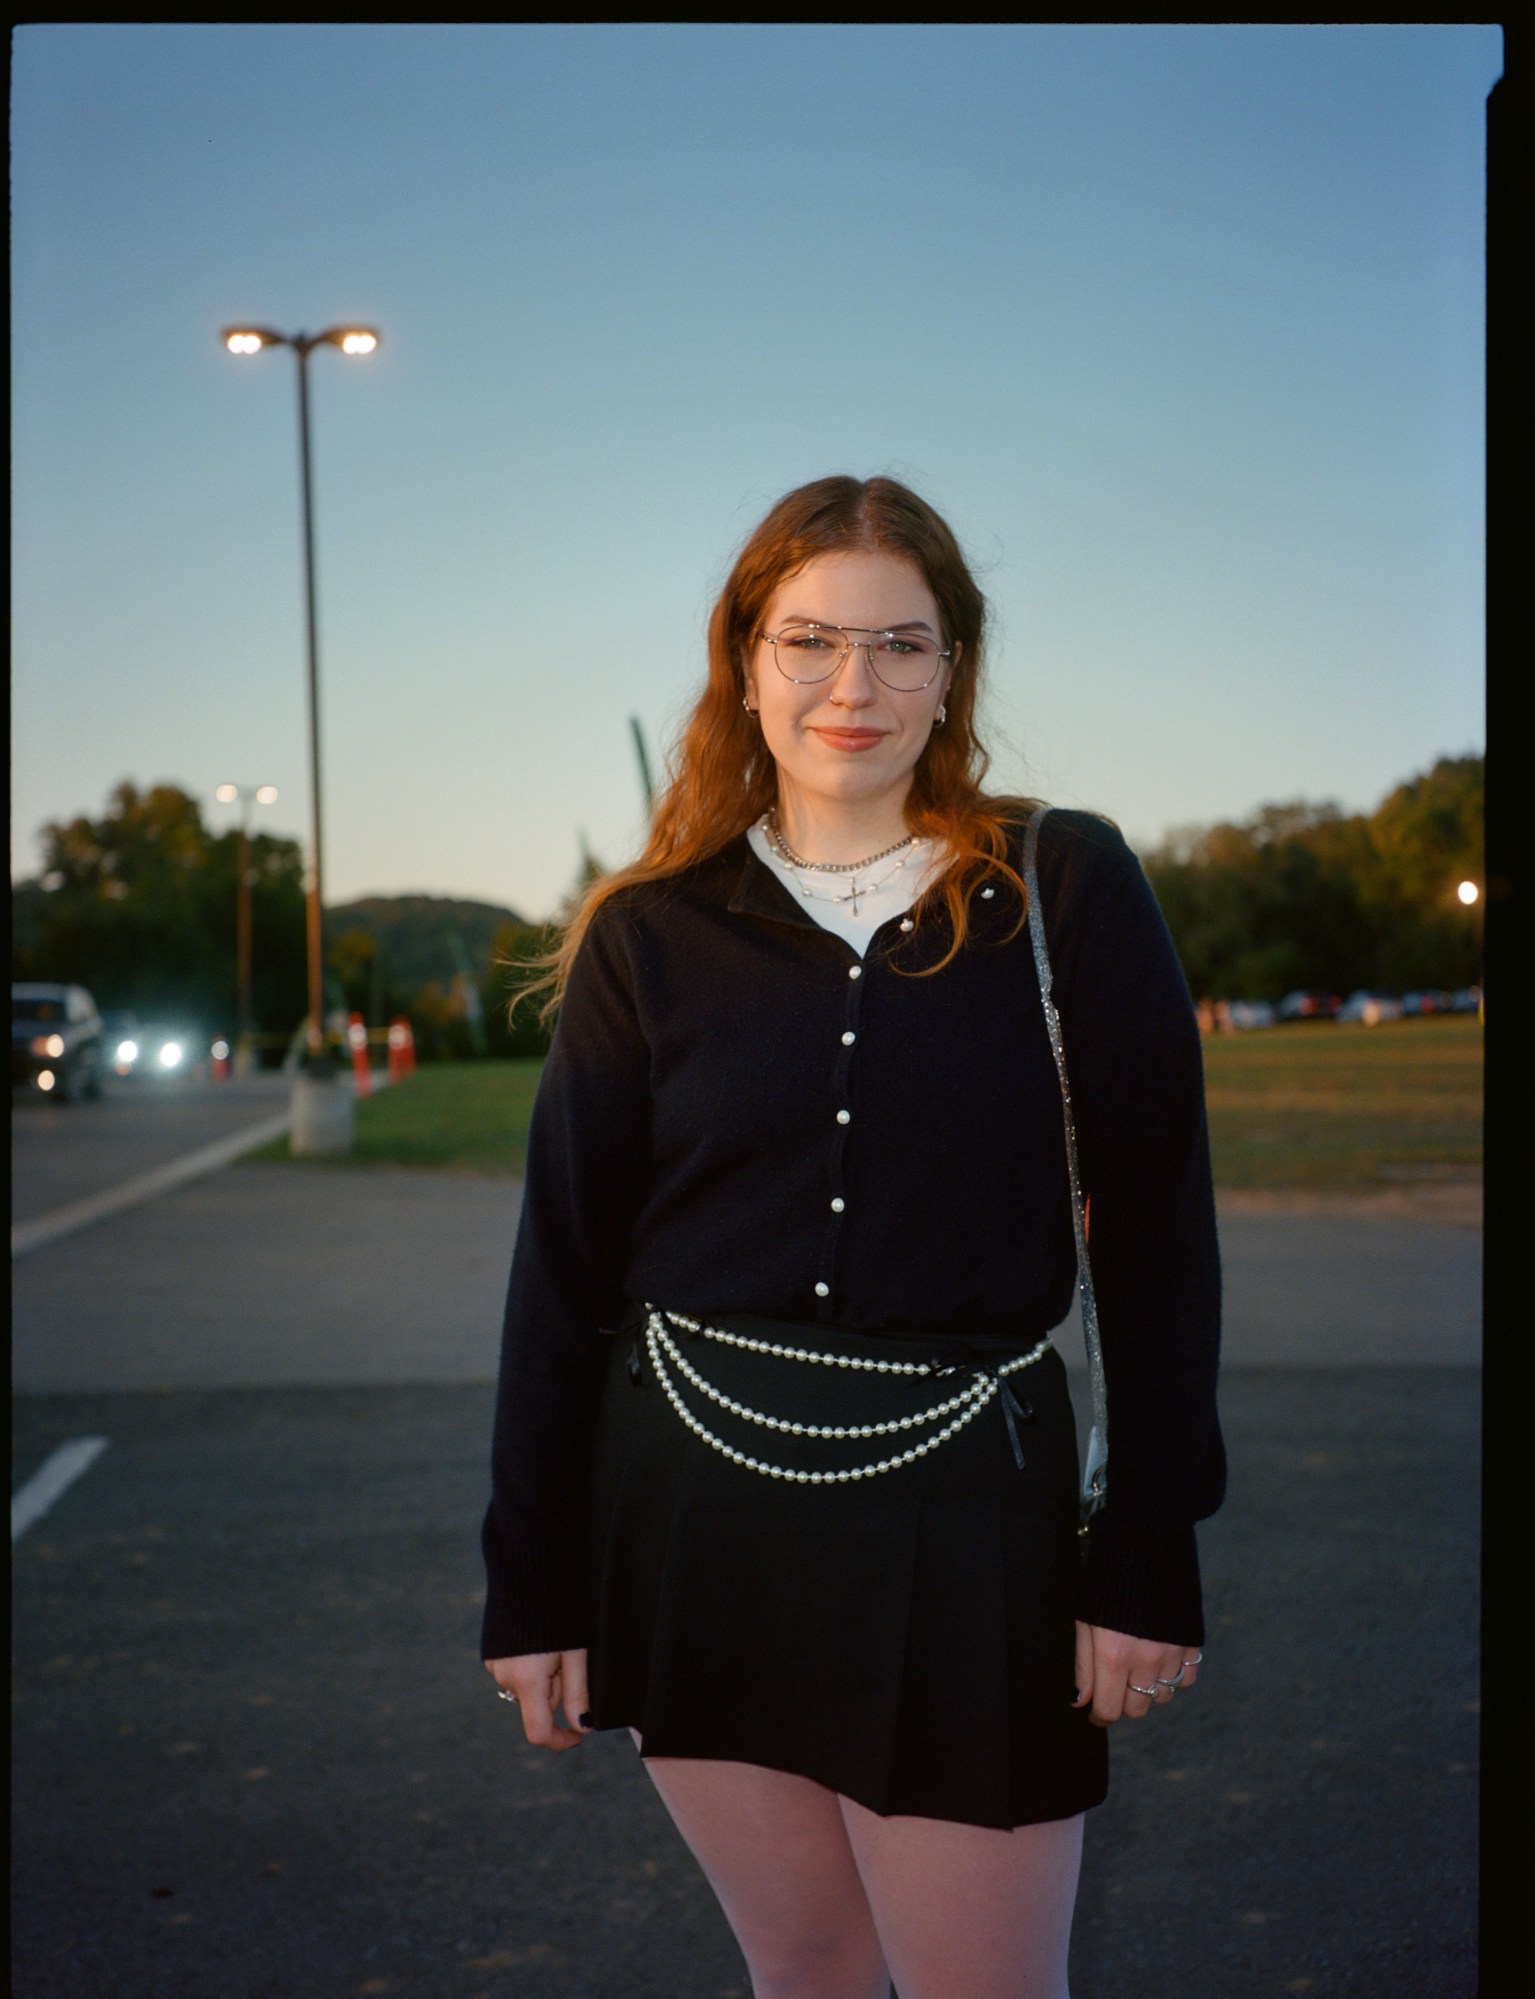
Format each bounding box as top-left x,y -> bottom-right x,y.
221,323 -> 379,1071
215,782 -> 278,1075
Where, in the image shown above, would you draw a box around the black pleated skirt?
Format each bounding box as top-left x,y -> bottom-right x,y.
583,1304 -> 1109,1830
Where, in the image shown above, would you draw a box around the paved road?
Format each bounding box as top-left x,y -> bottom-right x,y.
11,1073 -> 292,1227
10,1147 -> 1483,1996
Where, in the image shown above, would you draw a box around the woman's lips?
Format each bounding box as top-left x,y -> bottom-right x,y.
810,728 -> 886,751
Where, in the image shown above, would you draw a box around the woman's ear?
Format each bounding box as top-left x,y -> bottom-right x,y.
940,640 -> 961,704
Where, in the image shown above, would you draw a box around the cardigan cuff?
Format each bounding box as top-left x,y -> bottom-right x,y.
480,1576 -> 588,1662
480,1513 -> 589,1661
1078,1510 -> 1206,1647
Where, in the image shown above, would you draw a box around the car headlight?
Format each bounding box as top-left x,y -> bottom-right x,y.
31,1033 -> 67,1058
158,1041 -> 183,1069
117,1039 -> 139,1062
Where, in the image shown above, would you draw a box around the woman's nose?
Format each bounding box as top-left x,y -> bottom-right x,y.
827,643 -> 880,705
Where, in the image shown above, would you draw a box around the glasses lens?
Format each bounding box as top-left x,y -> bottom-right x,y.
869,635 -> 941,690
770,625 -> 942,689
771,624 -> 841,681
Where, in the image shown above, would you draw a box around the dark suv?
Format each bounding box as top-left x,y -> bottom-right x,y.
11,983 -> 106,1102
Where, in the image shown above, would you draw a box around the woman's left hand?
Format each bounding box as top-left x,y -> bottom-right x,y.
1072,1621 -> 1202,1727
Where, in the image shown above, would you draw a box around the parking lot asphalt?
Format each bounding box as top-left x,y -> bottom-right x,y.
11,1151 -> 1483,1997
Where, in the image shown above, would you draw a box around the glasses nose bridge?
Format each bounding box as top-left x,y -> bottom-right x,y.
829,627 -> 882,687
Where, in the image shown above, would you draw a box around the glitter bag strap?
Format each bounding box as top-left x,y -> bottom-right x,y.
1024,805 -> 1108,1520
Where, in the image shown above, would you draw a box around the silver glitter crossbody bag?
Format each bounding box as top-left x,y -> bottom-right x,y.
1024,804 -> 1109,1525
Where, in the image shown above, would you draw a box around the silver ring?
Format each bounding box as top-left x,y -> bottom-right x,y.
1156,1665 -> 1187,1690
1127,1681 -> 1160,1699
1182,1651 -> 1204,1667
496,1688 -> 519,1705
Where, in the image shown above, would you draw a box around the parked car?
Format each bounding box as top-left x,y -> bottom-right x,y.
11,982 -> 106,1101
1216,999 -> 1277,1032
1277,991 -> 1341,1022
1448,987 -> 1483,1015
1337,991 -> 1404,1026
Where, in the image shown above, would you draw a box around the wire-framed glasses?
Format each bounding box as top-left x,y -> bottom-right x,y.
760,623 -> 951,693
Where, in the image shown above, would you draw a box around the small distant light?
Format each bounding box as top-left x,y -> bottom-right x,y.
41,870 -> 65,892
212,1039 -> 231,1061
256,785 -> 279,804
216,783 -> 239,803
45,1034 -> 66,1058
340,331 -> 377,355
118,1039 -> 139,1063
159,1041 -> 184,1069
226,332 -> 264,355
1457,880 -> 1479,906
37,1070 -> 56,1092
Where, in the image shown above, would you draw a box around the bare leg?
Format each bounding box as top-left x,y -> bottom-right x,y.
639,1750 -> 892,1999
838,1796 -> 1084,1999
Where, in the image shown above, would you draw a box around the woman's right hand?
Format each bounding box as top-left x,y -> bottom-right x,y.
484,1648 -> 591,1750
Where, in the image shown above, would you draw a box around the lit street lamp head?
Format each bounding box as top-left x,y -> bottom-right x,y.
215,782 -> 279,809
222,326 -> 288,354
221,325 -> 380,359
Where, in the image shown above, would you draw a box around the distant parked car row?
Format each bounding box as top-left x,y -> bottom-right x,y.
12,983 -> 210,1101
1198,987 -> 1482,1032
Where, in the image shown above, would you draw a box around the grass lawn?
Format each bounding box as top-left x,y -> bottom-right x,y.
241,1061 -> 543,1176
1199,1013 -> 1482,1190
244,1015 -> 1482,1192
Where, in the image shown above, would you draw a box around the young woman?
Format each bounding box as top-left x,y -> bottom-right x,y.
481,475 -> 1224,1999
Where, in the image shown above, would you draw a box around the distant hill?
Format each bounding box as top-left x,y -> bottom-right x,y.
327,894 -> 535,992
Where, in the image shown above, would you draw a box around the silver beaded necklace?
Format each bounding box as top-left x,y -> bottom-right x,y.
765,807 -> 915,874
762,810 -> 922,916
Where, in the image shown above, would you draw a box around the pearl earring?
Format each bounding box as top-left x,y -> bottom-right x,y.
934,704 -> 947,727
742,696 -> 758,715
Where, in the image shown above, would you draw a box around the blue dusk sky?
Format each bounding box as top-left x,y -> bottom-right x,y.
11,23 -> 1499,920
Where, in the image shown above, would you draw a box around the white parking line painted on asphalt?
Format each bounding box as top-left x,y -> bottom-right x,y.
11,1111 -> 292,1260
11,1437 -> 110,1541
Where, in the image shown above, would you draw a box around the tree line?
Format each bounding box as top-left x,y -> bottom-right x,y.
9,781 -> 557,1060
1138,754 -> 1483,1000
12,756 -> 1482,1059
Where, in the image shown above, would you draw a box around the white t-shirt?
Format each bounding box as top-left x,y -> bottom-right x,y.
745,815 -> 950,958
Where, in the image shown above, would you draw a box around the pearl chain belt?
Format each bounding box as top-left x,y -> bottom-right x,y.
636,1305 -> 1052,1485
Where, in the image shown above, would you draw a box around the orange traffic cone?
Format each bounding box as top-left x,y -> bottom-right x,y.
348,1013 -> 371,1100
387,1016 -> 416,1084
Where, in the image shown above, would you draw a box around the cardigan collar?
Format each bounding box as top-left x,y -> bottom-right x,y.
724,834 -> 825,933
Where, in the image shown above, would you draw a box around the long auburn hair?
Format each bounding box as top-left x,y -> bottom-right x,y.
521,474 -> 1037,1021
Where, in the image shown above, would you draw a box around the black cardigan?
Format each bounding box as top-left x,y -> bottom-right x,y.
481,809 -> 1225,1660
